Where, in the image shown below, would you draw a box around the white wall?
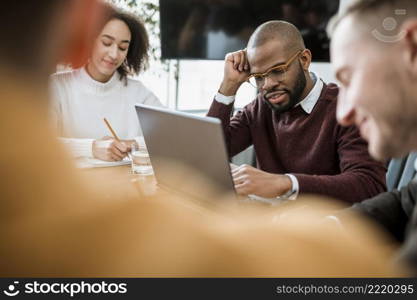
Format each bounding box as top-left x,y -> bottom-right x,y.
310,62 -> 336,83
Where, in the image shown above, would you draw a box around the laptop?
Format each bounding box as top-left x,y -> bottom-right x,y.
135,104 -> 236,201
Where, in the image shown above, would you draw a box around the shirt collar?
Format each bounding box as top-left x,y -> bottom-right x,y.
298,72 -> 324,114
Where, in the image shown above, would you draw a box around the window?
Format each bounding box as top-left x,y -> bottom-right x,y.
140,60 -> 256,113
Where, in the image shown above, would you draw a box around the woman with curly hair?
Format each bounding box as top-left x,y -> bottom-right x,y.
50,4 -> 163,162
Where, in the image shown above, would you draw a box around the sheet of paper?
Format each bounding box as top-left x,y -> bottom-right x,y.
75,157 -> 131,169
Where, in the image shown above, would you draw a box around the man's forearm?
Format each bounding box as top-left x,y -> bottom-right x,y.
218,79 -> 241,96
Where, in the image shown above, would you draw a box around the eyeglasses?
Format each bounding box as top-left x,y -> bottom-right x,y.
246,50 -> 302,88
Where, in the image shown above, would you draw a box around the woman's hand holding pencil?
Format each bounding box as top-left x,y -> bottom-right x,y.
90,118 -> 136,162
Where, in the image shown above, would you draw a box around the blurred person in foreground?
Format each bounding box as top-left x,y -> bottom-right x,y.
330,0 -> 417,273
207,20 -> 386,204
50,3 -> 163,162
0,0 -> 404,277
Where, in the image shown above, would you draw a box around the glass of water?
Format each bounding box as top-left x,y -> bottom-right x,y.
130,143 -> 153,175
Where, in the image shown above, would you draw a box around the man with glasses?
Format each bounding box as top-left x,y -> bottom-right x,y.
208,20 -> 387,203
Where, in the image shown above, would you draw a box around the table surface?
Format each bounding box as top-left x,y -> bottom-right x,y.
80,164 -> 282,208
81,165 -> 158,199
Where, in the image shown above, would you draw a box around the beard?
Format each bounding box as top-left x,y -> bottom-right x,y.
263,62 -> 307,114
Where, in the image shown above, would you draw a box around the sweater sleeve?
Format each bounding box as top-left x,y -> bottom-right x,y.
207,98 -> 253,157
58,138 -> 94,158
292,125 -> 387,203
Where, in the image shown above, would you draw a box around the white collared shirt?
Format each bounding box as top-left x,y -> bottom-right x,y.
298,72 -> 323,114
215,72 -> 325,200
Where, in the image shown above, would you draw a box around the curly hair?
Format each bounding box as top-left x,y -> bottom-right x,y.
102,4 -> 150,84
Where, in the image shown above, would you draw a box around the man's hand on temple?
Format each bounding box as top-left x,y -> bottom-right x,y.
219,49 -> 250,96
232,164 -> 292,198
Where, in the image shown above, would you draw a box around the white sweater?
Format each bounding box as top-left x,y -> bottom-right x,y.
49,67 -> 163,157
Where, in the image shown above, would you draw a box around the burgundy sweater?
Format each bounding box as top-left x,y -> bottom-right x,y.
207,83 -> 387,203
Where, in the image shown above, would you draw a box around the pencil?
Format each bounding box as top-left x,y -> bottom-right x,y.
103,117 -> 132,160
103,118 -> 120,141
